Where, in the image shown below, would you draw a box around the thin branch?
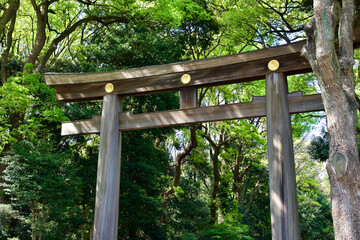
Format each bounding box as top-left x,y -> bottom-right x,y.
205,32 -> 224,58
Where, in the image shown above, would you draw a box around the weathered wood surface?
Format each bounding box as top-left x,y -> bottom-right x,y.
61,93 -> 323,136
180,87 -> 197,109
93,94 -> 122,240
45,41 -> 310,101
266,73 -> 300,240
45,41 -> 306,86
44,34 -> 360,102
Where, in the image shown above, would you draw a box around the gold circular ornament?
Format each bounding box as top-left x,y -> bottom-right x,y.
268,60 -> 280,71
105,83 -> 114,93
181,74 -> 191,84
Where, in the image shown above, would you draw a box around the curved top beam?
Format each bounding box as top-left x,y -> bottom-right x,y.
45,41 -> 311,102
45,41 -> 306,86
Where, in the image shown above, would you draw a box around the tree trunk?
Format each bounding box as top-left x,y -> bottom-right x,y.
209,147 -> 220,225
233,144 -> 242,202
202,127 -> 226,225
0,0 -> 19,35
24,0 -> 49,69
1,13 -> 17,84
161,125 -> 197,223
233,143 -> 254,202
302,0 -> 360,239
89,221 -> 94,240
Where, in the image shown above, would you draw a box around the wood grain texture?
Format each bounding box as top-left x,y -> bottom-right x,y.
61,93 -> 323,136
45,41 -> 311,102
45,41 -> 305,86
52,53 -> 310,101
266,73 -> 300,240
180,87 -> 197,109
93,94 -> 122,240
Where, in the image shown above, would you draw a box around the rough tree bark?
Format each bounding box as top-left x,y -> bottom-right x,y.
1,13 -> 16,84
0,0 -> 19,35
302,0 -> 360,239
25,0 -> 50,69
0,0 -> 19,84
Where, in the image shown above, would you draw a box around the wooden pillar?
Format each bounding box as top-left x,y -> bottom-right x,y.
93,94 -> 122,240
180,87 -> 197,109
266,72 -> 300,240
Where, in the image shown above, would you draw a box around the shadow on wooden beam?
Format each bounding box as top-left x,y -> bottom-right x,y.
61,94 -> 323,136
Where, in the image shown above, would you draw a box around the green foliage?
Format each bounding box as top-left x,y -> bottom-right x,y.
0,71 -> 67,153
172,0 -> 220,59
288,73 -> 318,95
165,174 -> 209,239
155,0 -> 212,28
308,129 -> 329,162
297,169 -> 334,239
298,192 -> 334,239
118,130 -> 171,239
0,72 -> 85,239
0,56 -> 24,84
2,140 -> 82,239
0,204 -> 25,239
81,23 -> 186,71
294,136 -> 333,239
287,73 -> 324,138
0,1 -> 339,239
197,209 -> 253,240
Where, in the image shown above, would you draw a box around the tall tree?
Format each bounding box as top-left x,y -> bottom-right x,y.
0,0 -> 20,84
302,0 -> 360,238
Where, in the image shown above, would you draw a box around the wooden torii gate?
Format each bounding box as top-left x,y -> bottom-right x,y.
45,40 -> 325,240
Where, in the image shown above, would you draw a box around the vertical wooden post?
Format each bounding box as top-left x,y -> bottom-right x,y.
180,87 -> 197,109
93,94 -> 122,240
266,72 -> 300,240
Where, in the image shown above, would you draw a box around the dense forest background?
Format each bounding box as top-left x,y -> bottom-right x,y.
0,0 -> 359,239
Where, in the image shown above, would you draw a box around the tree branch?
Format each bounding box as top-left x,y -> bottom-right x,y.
339,0 -> 357,107
0,0 -> 19,35
36,15 -> 130,72
161,125 -> 198,223
25,0 -> 50,68
301,18 -> 319,74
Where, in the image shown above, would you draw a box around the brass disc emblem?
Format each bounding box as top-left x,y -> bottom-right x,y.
181,74 -> 191,84
105,83 -> 114,93
268,60 -> 280,71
